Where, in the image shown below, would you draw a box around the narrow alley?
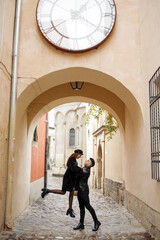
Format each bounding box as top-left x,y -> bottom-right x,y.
0,173 -> 154,240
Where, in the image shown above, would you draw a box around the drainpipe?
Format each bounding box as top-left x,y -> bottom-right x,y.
4,0 -> 22,229
44,118 -> 49,188
102,131 -> 105,194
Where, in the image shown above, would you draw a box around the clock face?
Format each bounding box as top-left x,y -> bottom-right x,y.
37,0 -> 116,53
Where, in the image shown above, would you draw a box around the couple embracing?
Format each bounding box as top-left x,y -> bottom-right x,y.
41,149 -> 101,231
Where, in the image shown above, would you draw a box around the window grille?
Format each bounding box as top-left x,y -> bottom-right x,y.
149,67 -> 160,180
69,128 -> 75,146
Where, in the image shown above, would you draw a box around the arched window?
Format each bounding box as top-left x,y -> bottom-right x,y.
69,128 -> 75,146
33,126 -> 38,142
77,127 -> 79,145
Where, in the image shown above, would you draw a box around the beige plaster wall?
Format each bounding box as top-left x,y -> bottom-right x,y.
0,70 -> 10,231
0,0 -> 15,72
0,0 -> 15,231
89,111 -> 122,184
139,0 -> 160,83
122,0 -> 160,213
18,0 -> 142,104
86,109 -> 122,189
136,0 -> 160,213
11,0 -> 160,224
13,112 -> 31,219
105,129 -> 122,181
30,177 -> 44,204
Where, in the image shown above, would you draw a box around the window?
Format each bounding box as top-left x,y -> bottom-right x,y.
33,126 -> 38,142
149,67 -> 160,180
69,128 -> 75,146
77,127 -> 80,146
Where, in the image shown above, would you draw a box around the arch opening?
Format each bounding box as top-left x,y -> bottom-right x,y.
13,67 -> 144,219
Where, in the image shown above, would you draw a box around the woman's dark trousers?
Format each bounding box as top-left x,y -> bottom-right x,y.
77,191 -> 98,224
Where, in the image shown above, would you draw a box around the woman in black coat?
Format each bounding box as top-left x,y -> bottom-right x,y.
41,149 -> 84,217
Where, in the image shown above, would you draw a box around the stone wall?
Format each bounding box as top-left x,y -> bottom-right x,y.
104,178 -> 160,239
104,178 -> 125,204
124,190 -> 160,240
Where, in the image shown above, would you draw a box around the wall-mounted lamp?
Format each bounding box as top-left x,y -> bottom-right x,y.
70,81 -> 84,90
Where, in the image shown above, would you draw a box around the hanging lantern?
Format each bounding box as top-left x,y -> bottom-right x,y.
70,82 -> 84,90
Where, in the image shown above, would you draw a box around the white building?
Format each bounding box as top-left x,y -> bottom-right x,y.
48,103 -> 87,176
48,109 -> 55,170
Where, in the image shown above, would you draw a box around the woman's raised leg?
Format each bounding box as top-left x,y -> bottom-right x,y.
41,188 -> 66,198
48,189 -> 66,195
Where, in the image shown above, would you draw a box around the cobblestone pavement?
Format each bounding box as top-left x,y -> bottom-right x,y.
0,174 -> 155,240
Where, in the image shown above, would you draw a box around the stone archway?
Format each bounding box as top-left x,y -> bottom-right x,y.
12,67 -> 144,220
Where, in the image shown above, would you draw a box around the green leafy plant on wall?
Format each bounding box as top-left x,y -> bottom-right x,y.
85,104 -> 119,141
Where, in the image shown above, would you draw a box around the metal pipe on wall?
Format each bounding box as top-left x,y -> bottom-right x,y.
102,131 -> 106,194
4,0 -> 22,229
44,119 -> 49,188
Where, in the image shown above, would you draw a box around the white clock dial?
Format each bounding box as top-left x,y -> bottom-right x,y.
37,0 -> 116,52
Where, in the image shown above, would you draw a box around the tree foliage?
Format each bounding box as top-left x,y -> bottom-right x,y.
85,104 -> 118,141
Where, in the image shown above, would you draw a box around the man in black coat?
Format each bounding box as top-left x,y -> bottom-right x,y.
73,158 -> 101,231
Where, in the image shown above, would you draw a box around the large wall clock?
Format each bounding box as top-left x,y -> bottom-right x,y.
36,0 -> 116,53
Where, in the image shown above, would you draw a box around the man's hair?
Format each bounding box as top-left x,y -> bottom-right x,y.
90,158 -> 95,167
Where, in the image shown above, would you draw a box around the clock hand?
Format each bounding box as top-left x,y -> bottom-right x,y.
55,17 -> 71,28
84,1 -> 100,12
81,17 -> 108,35
79,0 -> 90,13
45,18 -> 71,35
70,1 -> 90,20
80,17 -> 97,29
70,9 -> 81,20
56,4 -> 70,13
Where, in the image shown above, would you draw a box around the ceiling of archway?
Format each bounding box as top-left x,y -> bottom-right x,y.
27,82 -> 125,131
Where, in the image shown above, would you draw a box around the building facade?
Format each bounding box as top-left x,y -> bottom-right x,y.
30,114 -> 47,203
48,109 -> 55,170
86,106 -> 123,199
0,0 -> 160,238
48,102 -> 87,175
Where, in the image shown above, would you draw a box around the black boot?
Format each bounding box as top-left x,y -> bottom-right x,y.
92,220 -> 101,231
73,222 -> 84,230
66,208 -> 75,218
41,188 -> 49,198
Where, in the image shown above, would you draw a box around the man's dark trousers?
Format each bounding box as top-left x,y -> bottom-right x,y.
78,190 -> 98,224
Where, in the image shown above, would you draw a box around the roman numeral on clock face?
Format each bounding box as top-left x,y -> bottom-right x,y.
44,26 -> 55,34
103,12 -> 112,17
56,36 -> 63,46
73,40 -> 79,50
98,26 -> 110,35
87,35 -> 97,46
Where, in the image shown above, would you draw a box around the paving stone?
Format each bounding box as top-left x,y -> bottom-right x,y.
0,174 -> 156,240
